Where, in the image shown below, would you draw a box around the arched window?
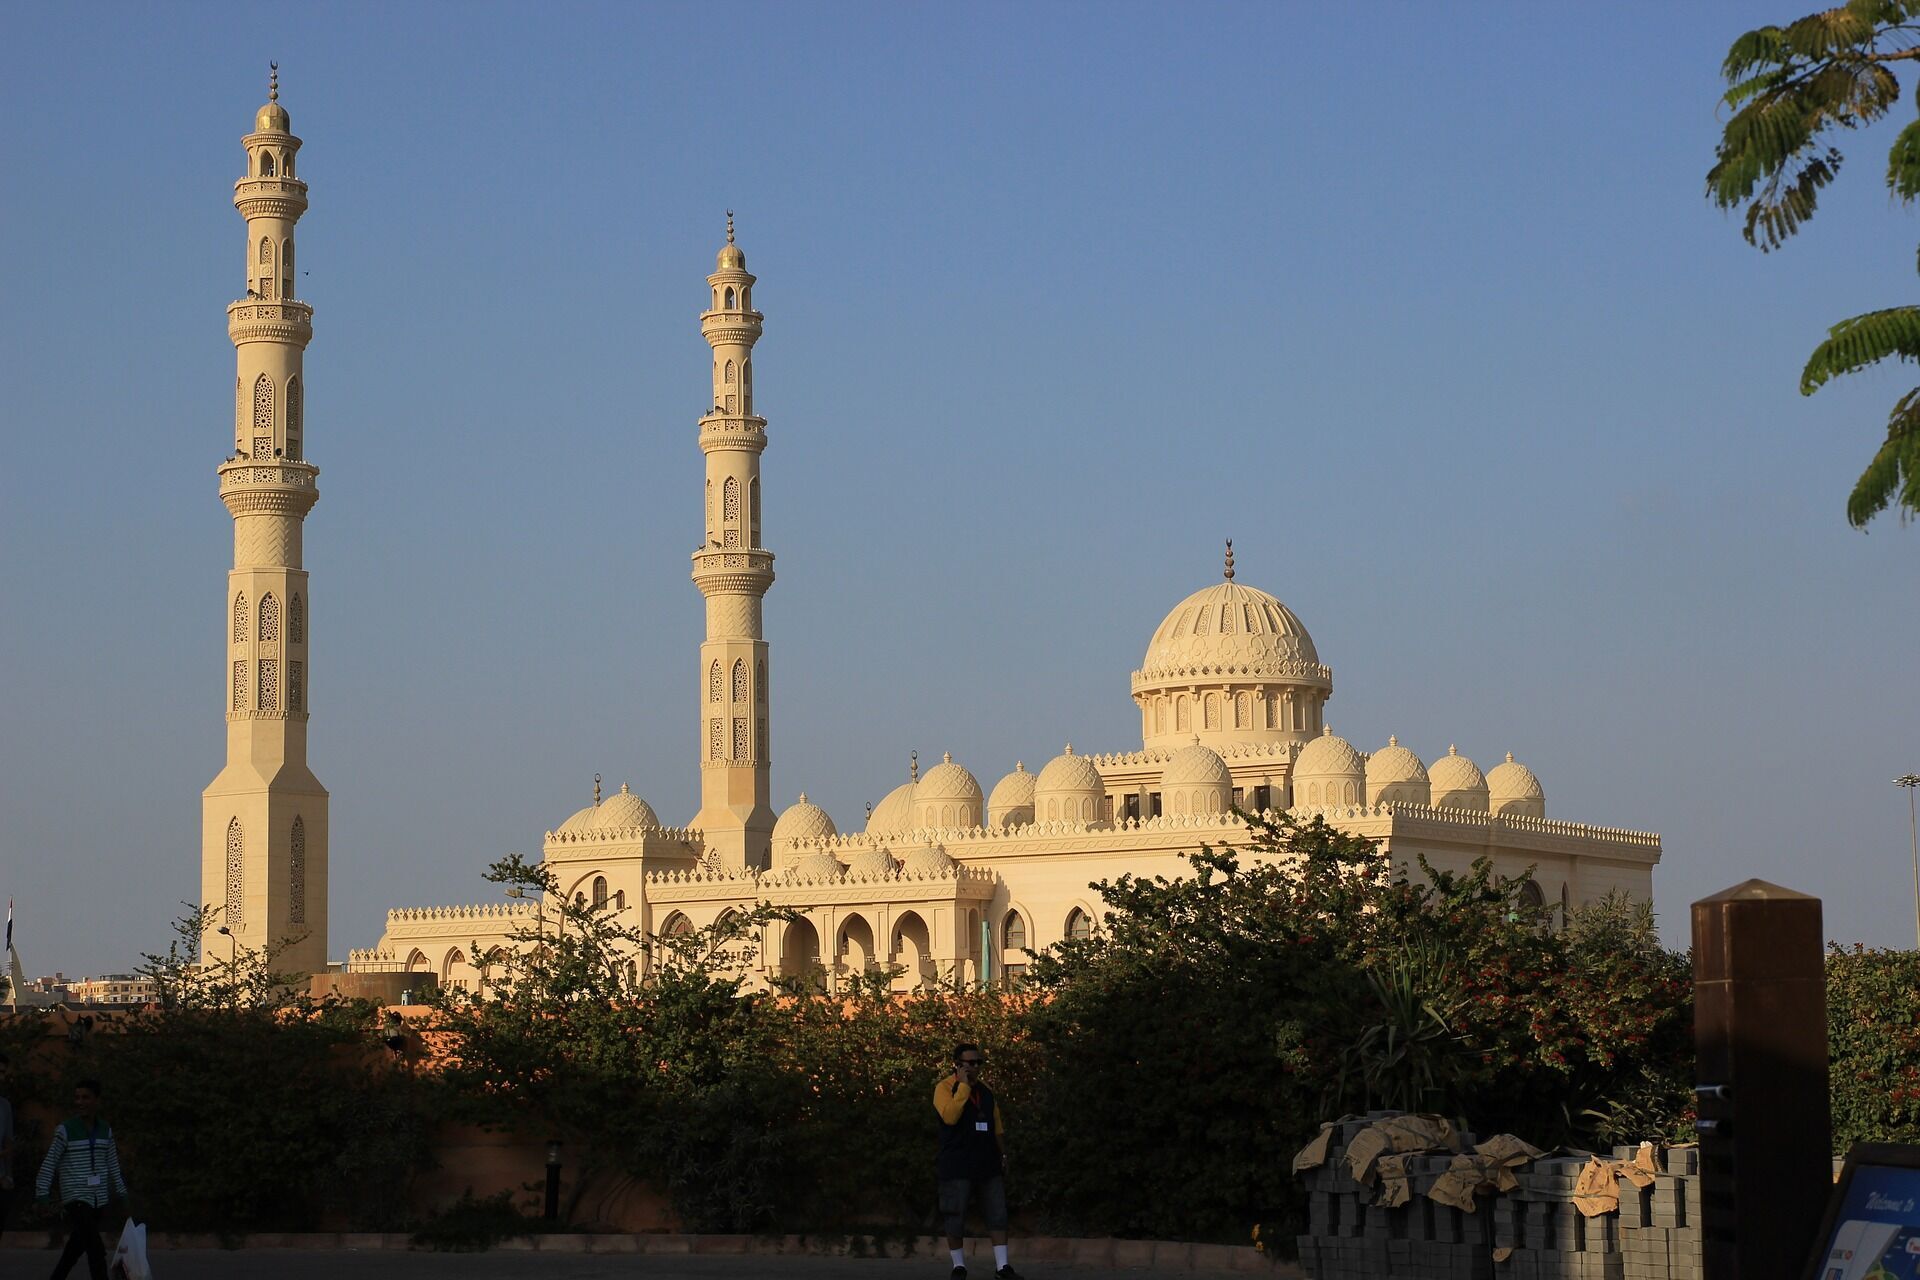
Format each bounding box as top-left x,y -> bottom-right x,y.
661,911 -> 693,937
258,658 -> 278,711
749,478 -> 760,547
286,377 -> 301,460
709,661 -> 722,702
260,151 -> 276,177
1003,910 -> 1027,951
289,816 -> 306,924
1204,693 -> 1220,730
709,718 -> 722,759
732,717 -> 747,758
732,659 -> 748,703
723,476 -> 740,523
1065,908 -> 1092,942
259,236 -> 273,264
1220,603 -> 1236,633
1519,880 -> 1546,911
724,360 -> 736,384
252,374 -> 274,460
705,480 -> 712,533
232,592 -> 249,644
259,592 -> 279,643
724,287 -> 736,308
613,890 -> 626,911
1154,701 -> 1166,735
592,876 -> 609,909
1308,781 -> 1321,805
1176,696 -> 1190,732
225,817 -> 244,929
289,594 -> 304,644
1236,692 -> 1251,727
232,660 -> 247,711
756,660 -> 766,703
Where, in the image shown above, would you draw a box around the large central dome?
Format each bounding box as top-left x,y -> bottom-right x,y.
1130,551 -> 1333,753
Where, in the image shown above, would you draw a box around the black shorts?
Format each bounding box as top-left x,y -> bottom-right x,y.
938,1175 -> 1008,1233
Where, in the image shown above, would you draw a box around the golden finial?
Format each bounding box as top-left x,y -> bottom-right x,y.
593,773 -> 602,805
910,750 -> 919,782
269,62 -> 279,102
726,210 -> 735,245
1223,539 -> 1235,581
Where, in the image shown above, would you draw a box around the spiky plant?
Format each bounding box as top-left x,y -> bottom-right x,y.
1709,1 -> 1920,526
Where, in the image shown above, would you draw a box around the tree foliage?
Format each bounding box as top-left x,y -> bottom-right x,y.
1709,0 -> 1920,526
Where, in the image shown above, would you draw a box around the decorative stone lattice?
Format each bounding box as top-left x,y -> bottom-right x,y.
758,718 -> 768,757
732,717 -> 747,758
231,660 -> 247,712
259,236 -> 272,264
289,594 -> 303,644
232,592 -> 249,644
253,374 -> 273,428
252,435 -> 271,461
709,718 -> 723,760
259,592 -> 279,642
258,658 -> 278,711
226,818 -> 244,928
709,661 -> 722,702
289,816 -> 306,924
286,376 -> 301,460
756,660 -> 766,703
723,477 -> 739,523
732,659 -> 747,703
289,660 -> 303,712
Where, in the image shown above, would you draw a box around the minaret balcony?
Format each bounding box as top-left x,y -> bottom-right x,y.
699,311 -> 764,344
228,299 -> 313,345
698,414 -> 768,452
219,457 -> 319,517
232,177 -> 309,219
691,547 -> 775,595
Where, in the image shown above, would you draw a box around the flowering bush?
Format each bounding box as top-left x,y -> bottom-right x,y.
1828,945 -> 1920,1150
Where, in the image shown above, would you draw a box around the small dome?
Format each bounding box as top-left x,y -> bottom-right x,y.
915,754 -> 984,830
716,243 -> 745,271
1365,736 -> 1431,806
772,793 -> 837,847
591,783 -> 658,832
255,101 -> 290,134
556,804 -> 598,835
1293,726 -> 1365,778
1487,752 -> 1546,817
1162,741 -> 1231,788
1036,746 -> 1105,794
789,851 -> 845,883
1429,746 -> 1489,811
845,847 -> 899,879
987,763 -> 1037,830
900,845 -> 957,877
867,781 -> 916,835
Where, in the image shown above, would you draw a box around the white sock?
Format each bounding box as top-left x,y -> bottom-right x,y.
995,1244 -> 1009,1268
950,1247 -> 966,1267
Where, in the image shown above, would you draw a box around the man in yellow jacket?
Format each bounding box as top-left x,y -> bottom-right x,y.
934,1043 -> 1020,1280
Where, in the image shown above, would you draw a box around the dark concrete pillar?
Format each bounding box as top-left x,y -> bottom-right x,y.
1692,879 -> 1831,1280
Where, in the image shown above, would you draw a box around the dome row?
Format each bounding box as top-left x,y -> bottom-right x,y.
1292,728 -> 1544,816
554,783 -> 661,835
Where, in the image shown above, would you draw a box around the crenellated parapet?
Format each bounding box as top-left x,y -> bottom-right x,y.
386,901 -> 539,925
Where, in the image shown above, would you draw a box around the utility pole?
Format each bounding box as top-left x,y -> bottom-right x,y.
1898,775 -> 1920,949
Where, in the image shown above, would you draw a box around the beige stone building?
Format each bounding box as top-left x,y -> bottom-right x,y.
194,83 -> 1661,992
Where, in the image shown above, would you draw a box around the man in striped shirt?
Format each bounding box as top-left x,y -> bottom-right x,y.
35,1078 -> 128,1280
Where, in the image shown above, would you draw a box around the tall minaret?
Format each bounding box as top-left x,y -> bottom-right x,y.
201,67 -> 329,976
690,213 -> 776,870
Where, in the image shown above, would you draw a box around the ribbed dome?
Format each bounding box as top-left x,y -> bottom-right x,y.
591,784 -> 658,832
789,851 -> 845,883
1429,746 -> 1489,811
556,804 -> 598,835
1487,753 -> 1545,817
716,243 -> 745,270
1140,580 -> 1319,679
846,847 -> 899,879
900,845 -> 957,877
773,794 -> 837,846
867,781 -> 916,835
1293,727 -> 1365,777
255,101 -> 290,134
987,763 -> 1037,829
1162,741 -> 1231,788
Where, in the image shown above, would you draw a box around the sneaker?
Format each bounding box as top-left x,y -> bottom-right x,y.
950,1268 -> 966,1280
996,1268 -> 1024,1280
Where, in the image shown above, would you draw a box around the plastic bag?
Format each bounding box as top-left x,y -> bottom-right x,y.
110,1219 -> 150,1280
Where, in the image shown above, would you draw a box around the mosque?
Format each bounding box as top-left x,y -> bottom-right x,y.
198,81 -> 1662,991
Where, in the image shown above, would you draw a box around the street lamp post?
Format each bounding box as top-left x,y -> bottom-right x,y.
215,924 -> 236,967
1897,775 -> 1920,950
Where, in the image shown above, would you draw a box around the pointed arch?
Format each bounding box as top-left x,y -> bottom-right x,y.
232,591 -> 249,644
1065,906 -> 1093,942
406,948 -> 430,972
709,660 -> 722,702
289,593 -> 304,644
286,376 -> 302,459
259,236 -> 273,264
724,286 -> 736,309
258,592 -> 279,643
705,479 -> 713,533
592,876 -> 608,909
732,659 -> 748,703
724,360 -> 736,384
749,477 -> 760,547
660,911 -> 693,937
225,818 -> 244,929
252,374 -> 274,463
289,816 -> 307,924
1002,909 -> 1028,952
259,151 -> 276,177
838,913 -> 875,974
723,476 -> 740,523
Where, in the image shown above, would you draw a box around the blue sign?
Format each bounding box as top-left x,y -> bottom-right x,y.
1815,1165 -> 1920,1280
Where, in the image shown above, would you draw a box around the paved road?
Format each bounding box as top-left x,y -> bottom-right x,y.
0,1248 -> 1273,1279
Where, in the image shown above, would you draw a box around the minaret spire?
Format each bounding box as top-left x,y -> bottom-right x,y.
202,74 -> 328,976
690,214 -> 776,869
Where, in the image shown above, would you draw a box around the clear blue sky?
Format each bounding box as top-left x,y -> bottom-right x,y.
3,3 -> 1917,975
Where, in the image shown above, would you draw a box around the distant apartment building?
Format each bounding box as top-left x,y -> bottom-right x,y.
64,974 -> 157,1006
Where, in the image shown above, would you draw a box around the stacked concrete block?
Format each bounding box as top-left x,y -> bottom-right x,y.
1616,1147 -> 1699,1280
1495,1156 -> 1622,1280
